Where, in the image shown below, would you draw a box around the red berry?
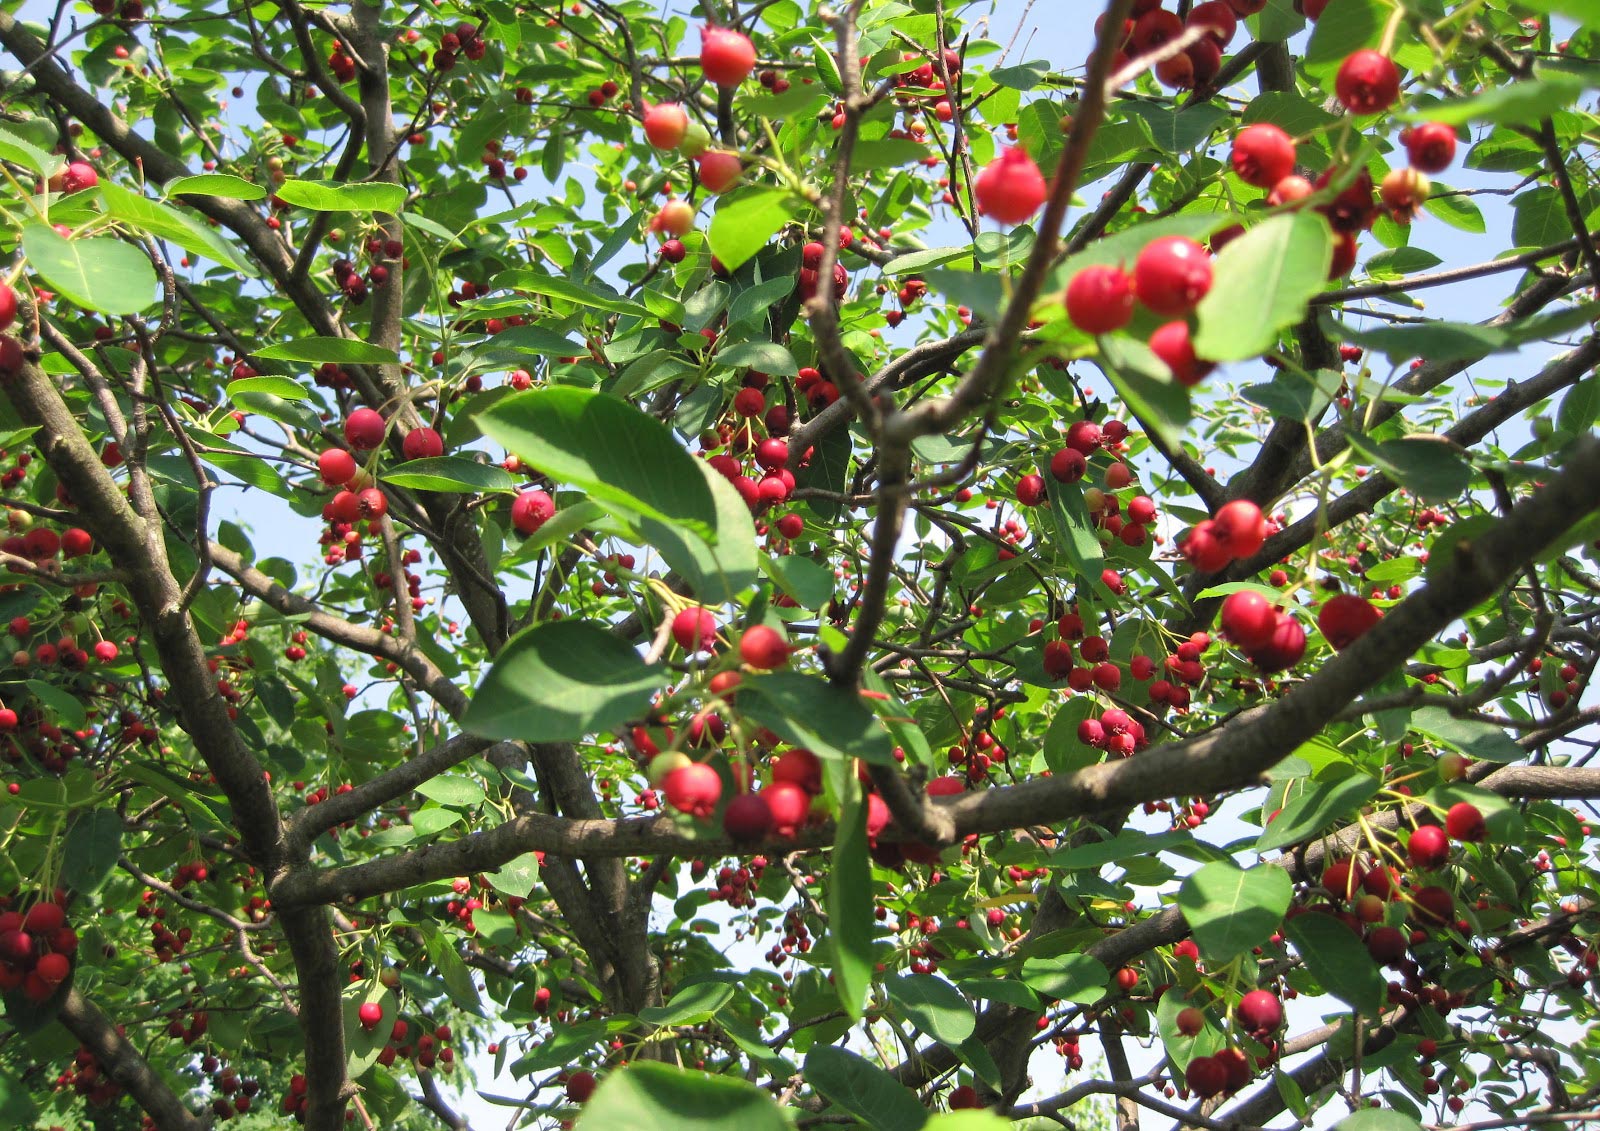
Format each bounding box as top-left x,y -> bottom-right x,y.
510,489 -> 556,535
1236,990 -> 1282,1037
0,284 -> 16,332
764,781 -> 812,836
1445,801 -> 1486,843
973,147 -> 1048,225
1016,473 -> 1047,507
1335,50 -> 1401,115
671,607 -> 718,653
1247,610 -> 1306,673
1187,1 -> 1237,45
772,749 -> 823,794
1230,124 -> 1297,189
722,793 -> 772,843
739,624 -> 789,669
565,1070 -> 598,1104
402,426 -> 443,461
318,448 -> 358,486
1404,122 -> 1457,173
1408,824 -> 1450,870
23,901 -> 64,935
1148,320 -> 1214,387
697,150 -> 742,193
1176,1006 -> 1205,1036
1186,1055 -> 1227,1099
34,951 -> 69,986
1064,420 -> 1102,455
1213,499 -> 1266,558
949,1085 -> 980,1109
344,408 -> 386,450
357,1002 -> 383,1030
700,26 -> 756,87
1134,236 -> 1212,316
1049,447 -> 1087,483
662,763 -> 722,818
1065,265 -> 1135,334
643,103 -> 689,149
1317,594 -> 1382,650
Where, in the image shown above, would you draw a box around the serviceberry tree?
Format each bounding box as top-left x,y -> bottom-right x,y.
0,1 -> 1598,1130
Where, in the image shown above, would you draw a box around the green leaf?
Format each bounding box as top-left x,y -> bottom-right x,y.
638,981 -> 735,1027
1414,71 -> 1585,127
738,672 -> 897,766
1195,213 -> 1332,361
476,388 -> 718,537
463,620 -> 664,742
990,60 -> 1050,90
384,457 -> 518,494
576,1062 -> 788,1131
638,461 -> 759,604
1513,186 -> 1569,248
1093,336 -> 1193,449
274,179 -> 406,213
884,246 -> 968,275
1410,706 -> 1523,763
413,775 -> 486,809
765,555 -> 834,608
1257,773 -> 1380,852
253,337 -> 401,365
1042,479 -> 1105,582
715,340 -> 798,376
885,975 -> 976,1046
343,983 -> 400,1079
21,224 -> 157,316
1322,315 -> 1508,364
1247,0 -> 1306,42
1304,0 -> 1385,89
0,1073 -> 38,1125
26,679 -> 87,732
1177,860 -> 1293,963
423,925 -> 482,1013
226,376 -> 310,402
1156,986 -> 1226,1074
1422,189 -> 1486,233
164,173 -> 267,200
61,808 -> 122,897
1334,1111 -> 1424,1131
1559,375 -> 1600,434
485,854 -> 539,898
804,1046 -> 928,1131
926,1111 -> 1010,1131
498,269 -> 650,317
1018,952 -> 1107,1005
98,181 -> 259,276
1124,101 -> 1226,154
1345,433 -> 1472,501
850,139 -> 932,171
1051,828 -> 1194,871
0,121 -> 62,179
728,277 -> 799,329
707,187 -> 804,273
1283,911 -> 1387,1014
828,778 -> 875,1021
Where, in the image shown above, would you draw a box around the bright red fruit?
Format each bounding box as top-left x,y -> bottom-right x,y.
318,448 -> 358,486
63,161 -> 99,192
739,624 -> 790,669
1134,236 -> 1212,315
772,749 -> 822,794
1148,320 -> 1213,387
1412,885 -> 1454,925
402,426 -> 443,460
1016,473 -> 1047,507
23,901 -> 64,934
949,1085 -> 980,1109
1187,1 -> 1237,45
34,951 -> 69,986
1404,121 -> 1457,173
663,763 -> 722,818
357,1002 -> 383,1029
1065,420 -> 1103,454
1065,265 -> 1135,334
510,489 -> 556,535
1213,499 -> 1266,558
1220,591 -> 1277,650
344,408 -> 386,450
1317,593 -> 1382,650
0,283 -> 15,332
722,793 -> 772,842
764,781 -> 811,836
1049,447 -> 1087,483
61,528 -> 93,558
1445,801 -> 1486,843
643,103 -> 689,149
565,1070 -> 598,1104
697,150 -> 742,193
671,607 -> 718,653
973,147 -> 1048,225
1408,824 -> 1450,870
1226,0 -> 1268,12
1236,990 -> 1282,1036
1335,50 -> 1401,115
1176,1006 -> 1205,1036
1248,611 -> 1306,672
1186,1055 -> 1227,1098
700,26 -> 756,87
1230,123 -> 1297,188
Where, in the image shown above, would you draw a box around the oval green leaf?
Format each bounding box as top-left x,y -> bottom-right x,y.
1177,860 -> 1293,963
575,1062 -> 788,1131
21,224 -> 157,316
1194,211 -> 1333,362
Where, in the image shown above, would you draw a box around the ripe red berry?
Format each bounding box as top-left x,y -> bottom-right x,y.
1247,610 -> 1306,673
949,1085 -> 980,1109
739,624 -> 789,669
643,103 -> 689,149
1335,50 -> 1401,115
510,489 -> 556,535
1015,473 -> 1047,507
973,147 -> 1048,225
1236,990 -> 1282,1036
34,951 -> 69,986
357,1002 -> 383,1030
1065,265 -> 1135,334
671,607 -> 718,653
1220,590 -> 1277,650
700,26 -> 756,87
1187,1 -> 1237,45
763,781 -> 811,836
1230,123 -> 1297,188
0,283 -> 16,332
344,408 -> 386,450
697,150 -> 742,194
1134,236 -> 1212,316
1049,447 -> 1087,483
1213,499 -> 1266,558
1445,801 -> 1486,843
1148,320 -> 1214,387
318,448 -> 358,486
1317,593 -> 1382,650
772,748 -> 822,794
565,1070 -> 598,1104
662,763 -> 722,818
1186,1055 -> 1228,1099
1176,1006 -> 1205,1036
1412,885 -> 1454,926
1408,824 -> 1450,870
1404,121 -> 1457,173
1064,420 -> 1102,455
23,901 -> 65,935
61,528 -> 93,558
401,426 -> 443,461
722,793 -> 772,843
